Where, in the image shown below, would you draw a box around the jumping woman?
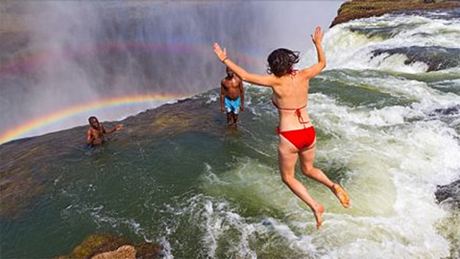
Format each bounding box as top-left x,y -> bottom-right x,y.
212,26 -> 350,229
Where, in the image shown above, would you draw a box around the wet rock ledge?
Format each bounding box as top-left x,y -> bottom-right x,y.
56,234 -> 163,259
331,0 -> 460,27
435,179 -> 460,209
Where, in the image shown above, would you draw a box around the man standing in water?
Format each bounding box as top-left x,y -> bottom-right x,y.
86,116 -> 123,146
221,67 -> 244,127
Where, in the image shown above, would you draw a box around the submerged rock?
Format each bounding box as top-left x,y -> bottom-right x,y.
435,179 -> 460,209
436,180 -> 460,258
331,0 -> 460,27
371,46 -> 460,72
430,105 -> 460,116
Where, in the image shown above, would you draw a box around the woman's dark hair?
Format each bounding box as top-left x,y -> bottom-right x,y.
267,48 -> 300,77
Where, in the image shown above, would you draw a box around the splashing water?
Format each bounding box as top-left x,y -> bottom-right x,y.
1,4 -> 459,259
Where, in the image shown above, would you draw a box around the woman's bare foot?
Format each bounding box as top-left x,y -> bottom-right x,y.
331,183 -> 351,208
313,204 -> 325,229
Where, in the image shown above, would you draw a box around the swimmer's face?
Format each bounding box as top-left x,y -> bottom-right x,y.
226,67 -> 234,77
89,118 -> 100,129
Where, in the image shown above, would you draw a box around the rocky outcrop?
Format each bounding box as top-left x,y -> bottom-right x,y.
91,245 -> 136,259
331,0 -> 460,27
436,179 -> 460,209
56,234 -> 162,259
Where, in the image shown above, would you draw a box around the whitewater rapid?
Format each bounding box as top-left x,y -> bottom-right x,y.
73,9 -> 460,259
2,7 -> 459,259
155,9 -> 460,258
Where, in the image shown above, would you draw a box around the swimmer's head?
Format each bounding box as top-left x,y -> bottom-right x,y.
267,48 -> 300,77
226,66 -> 234,77
88,116 -> 100,129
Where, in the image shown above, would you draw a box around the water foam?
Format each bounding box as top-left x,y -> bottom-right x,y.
188,87 -> 460,257
317,11 -> 460,73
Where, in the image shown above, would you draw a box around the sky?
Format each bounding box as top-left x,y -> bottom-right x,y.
257,1 -> 345,54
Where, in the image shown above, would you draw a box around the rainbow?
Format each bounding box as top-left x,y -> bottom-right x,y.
0,42 -> 262,144
0,93 -> 184,144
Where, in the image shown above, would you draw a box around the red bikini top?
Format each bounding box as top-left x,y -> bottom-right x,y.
272,99 -> 309,125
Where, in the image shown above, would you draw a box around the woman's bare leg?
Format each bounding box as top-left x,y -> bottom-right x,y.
299,145 -> 334,187
278,136 -> 324,229
299,145 -> 350,208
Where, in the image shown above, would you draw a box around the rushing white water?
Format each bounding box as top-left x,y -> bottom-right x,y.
57,8 -> 459,259
153,9 -> 460,258
321,10 -> 460,73
2,5 -> 459,259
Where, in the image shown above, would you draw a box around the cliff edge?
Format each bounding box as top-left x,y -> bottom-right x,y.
331,0 -> 460,27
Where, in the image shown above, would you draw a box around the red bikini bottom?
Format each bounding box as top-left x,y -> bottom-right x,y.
277,126 -> 316,150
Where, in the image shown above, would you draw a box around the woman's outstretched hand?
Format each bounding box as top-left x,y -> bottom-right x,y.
213,43 -> 227,62
311,26 -> 324,46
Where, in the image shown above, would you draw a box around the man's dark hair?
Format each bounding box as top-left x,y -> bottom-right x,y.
267,48 -> 300,77
88,116 -> 98,123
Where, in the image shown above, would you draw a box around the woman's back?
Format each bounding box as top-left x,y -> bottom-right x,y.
272,73 -> 311,131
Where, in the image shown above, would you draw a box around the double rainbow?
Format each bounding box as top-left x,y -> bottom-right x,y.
0,93 -> 184,144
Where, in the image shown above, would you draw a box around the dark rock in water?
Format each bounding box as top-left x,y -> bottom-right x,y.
435,179 -> 460,209
56,233 -> 162,258
331,0 -> 460,27
411,32 -> 432,38
370,46 -> 460,72
349,25 -> 401,39
430,105 -> 460,116
348,24 -> 421,39
261,219 -> 272,226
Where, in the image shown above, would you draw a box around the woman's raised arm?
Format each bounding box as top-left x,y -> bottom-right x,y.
299,26 -> 326,79
213,43 -> 277,87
